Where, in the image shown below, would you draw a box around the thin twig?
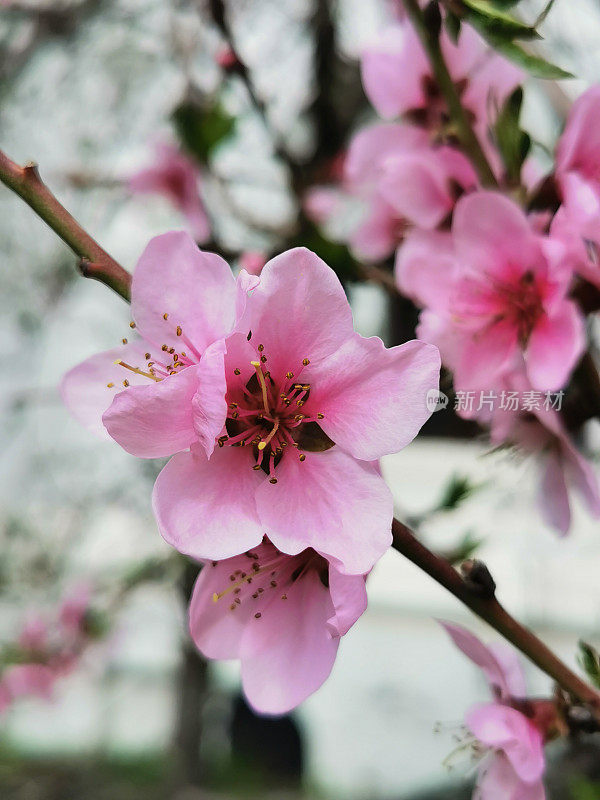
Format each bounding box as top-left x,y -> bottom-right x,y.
0,149 -> 131,301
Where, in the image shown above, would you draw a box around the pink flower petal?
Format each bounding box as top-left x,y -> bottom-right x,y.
102,364 -> 201,457
308,334 -> 440,460
189,556 -> 261,661
466,703 -> 545,783
453,192 -> 543,280
192,341 -> 228,458
477,753 -> 546,800
131,231 -> 236,354
525,301 -> 584,391
60,343 -> 150,439
556,86 -> 600,179
239,248 -> 354,379
326,568 -> 368,637
453,320 -> 518,393
152,445 -> 264,560
345,123 -> 428,189
379,153 -> 454,229
539,449 -> 571,535
440,622 -> 524,699
239,567 -> 339,714
255,448 -> 392,575
349,194 -> 402,262
395,229 -> 458,312
360,24 -> 429,118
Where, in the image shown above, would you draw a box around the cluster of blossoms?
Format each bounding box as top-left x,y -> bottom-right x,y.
62,234 -> 440,712
52,5 -> 600,795
306,8 -> 600,536
0,586 -> 96,714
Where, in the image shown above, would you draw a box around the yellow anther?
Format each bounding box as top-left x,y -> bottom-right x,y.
163,313 -> 169,320
122,338 -> 128,344
129,321 -> 136,329
176,326 -> 182,336
302,358 -> 310,366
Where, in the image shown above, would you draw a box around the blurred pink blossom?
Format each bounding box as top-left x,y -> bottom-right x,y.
305,123 -> 477,262
552,86 -> 600,289
0,586 -> 98,715
441,622 -> 547,800
489,401 -> 600,535
128,143 -> 210,243
396,191 -> 584,394
360,20 -> 522,158
189,539 -> 367,714
238,252 -> 267,276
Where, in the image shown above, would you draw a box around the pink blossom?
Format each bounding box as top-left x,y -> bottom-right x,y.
216,44 -> 238,70
552,86 -> 600,289
128,143 -> 210,243
441,622 -> 546,800
63,236 -> 440,575
307,122 -> 477,262
189,539 -> 367,714
489,401 -> 600,535
396,191 -> 584,393
0,664 -> 56,715
18,614 -> 48,653
59,583 -> 92,639
360,21 -> 521,153
347,123 -> 476,231
238,252 -> 267,277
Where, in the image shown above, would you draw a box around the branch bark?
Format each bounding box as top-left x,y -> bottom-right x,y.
0,149 -> 131,301
392,518 -> 600,711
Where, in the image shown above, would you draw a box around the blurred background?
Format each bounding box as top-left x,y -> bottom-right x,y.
0,0 -> 599,798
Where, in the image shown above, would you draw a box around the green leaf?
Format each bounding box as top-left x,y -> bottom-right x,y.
493,86 -> 531,183
172,101 -> 235,163
535,0 -> 556,27
483,36 -> 573,79
435,474 -> 476,512
578,641 -> 600,689
440,530 -> 483,565
569,777 -> 600,800
462,0 -> 540,41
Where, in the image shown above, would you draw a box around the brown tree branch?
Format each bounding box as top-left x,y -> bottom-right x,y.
392,518 -> 600,712
0,149 -> 131,301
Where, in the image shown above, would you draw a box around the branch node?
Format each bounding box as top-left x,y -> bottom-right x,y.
23,161 -> 41,181
460,558 -> 497,599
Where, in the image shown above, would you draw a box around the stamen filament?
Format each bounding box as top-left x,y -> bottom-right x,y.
251,361 -> 270,414
258,418 -> 280,451
114,360 -> 161,382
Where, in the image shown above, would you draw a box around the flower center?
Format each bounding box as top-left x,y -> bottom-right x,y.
497,270 -> 544,346
211,546 -> 328,615
218,344 -> 334,483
